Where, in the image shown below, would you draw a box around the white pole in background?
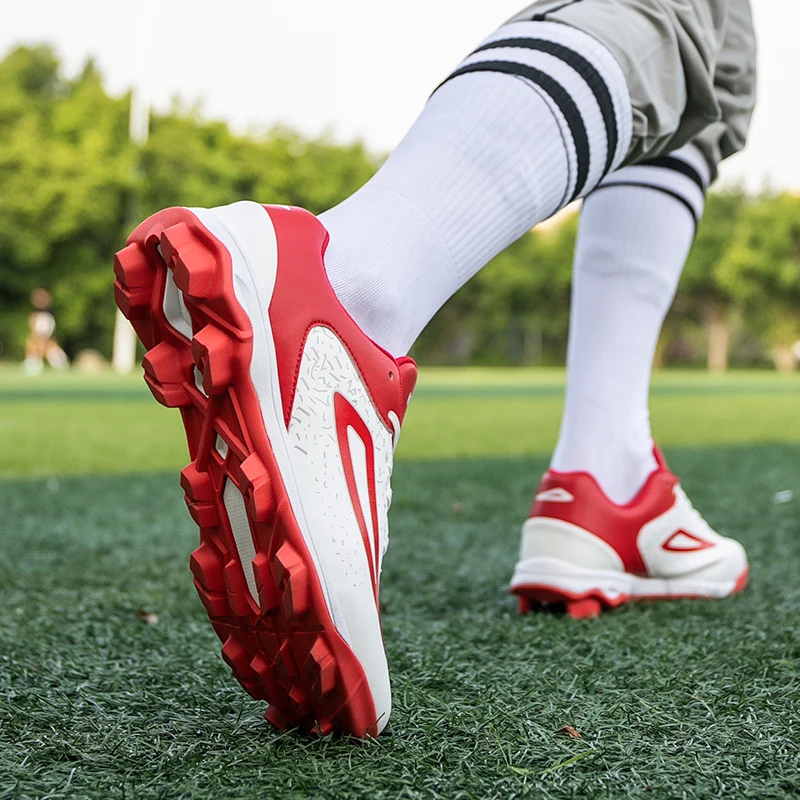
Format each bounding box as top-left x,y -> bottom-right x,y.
112,13 -> 152,374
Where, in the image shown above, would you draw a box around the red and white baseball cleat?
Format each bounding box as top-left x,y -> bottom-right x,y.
510,450 -> 749,619
113,201 -> 416,736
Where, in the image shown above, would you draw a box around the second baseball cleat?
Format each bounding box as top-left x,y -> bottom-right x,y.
114,201 -> 417,736
510,450 -> 749,619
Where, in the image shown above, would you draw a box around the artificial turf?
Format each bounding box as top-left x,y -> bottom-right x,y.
1,439 -> 799,798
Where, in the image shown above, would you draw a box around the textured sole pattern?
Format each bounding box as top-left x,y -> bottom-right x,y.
513,566 -> 750,619
114,208 -> 380,736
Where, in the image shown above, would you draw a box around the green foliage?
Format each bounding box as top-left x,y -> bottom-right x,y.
717,193 -> 800,347
0,47 -> 378,358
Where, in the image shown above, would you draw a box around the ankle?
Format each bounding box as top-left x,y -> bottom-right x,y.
319,185 -> 457,356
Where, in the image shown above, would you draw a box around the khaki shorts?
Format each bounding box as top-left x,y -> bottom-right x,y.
508,0 -> 757,174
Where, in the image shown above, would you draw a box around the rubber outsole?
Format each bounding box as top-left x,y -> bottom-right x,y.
114,208 -> 381,737
513,566 -> 750,619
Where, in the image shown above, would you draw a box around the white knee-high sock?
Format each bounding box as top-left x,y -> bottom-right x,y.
551,143 -> 712,504
321,21 -> 632,357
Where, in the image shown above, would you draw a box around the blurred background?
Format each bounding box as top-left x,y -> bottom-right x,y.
1,0 -> 800,477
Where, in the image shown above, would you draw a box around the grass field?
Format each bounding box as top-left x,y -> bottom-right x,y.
1,367 -> 799,799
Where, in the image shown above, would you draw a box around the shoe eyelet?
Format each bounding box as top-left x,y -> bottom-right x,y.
388,371 -> 394,380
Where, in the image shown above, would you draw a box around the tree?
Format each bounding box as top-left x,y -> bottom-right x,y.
0,47 -> 133,357
0,47 -> 378,359
716,192 -> 800,371
676,190 -> 749,372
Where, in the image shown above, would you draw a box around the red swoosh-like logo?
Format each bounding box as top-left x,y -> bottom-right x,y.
662,529 -> 715,552
334,392 -> 380,603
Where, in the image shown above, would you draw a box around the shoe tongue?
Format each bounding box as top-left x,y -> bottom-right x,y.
396,357 -> 418,419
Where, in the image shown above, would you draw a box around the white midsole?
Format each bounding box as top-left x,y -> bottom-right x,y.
187,203 -> 351,642
511,556 -> 739,599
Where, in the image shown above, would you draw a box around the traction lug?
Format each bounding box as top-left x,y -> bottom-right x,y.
190,542 -> 225,592
224,558 -> 255,616
161,223 -> 219,300
192,326 -> 238,395
113,243 -> 154,321
274,543 -> 310,620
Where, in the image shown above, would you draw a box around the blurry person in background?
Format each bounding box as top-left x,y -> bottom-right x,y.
24,288 -> 68,375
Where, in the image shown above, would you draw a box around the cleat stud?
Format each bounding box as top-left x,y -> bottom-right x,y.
247,488 -> 274,524
306,639 -> 337,700
143,374 -> 192,408
221,634 -> 254,678
250,653 -> 283,699
113,242 -> 151,286
274,642 -> 298,681
253,552 -> 280,612
186,498 -> 219,528
192,326 -> 238,395
113,243 -> 155,321
142,342 -> 193,407
158,222 -> 193,266
287,685 -> 308,714
161,224 -> 218,299
180,463 -> 214,502
565,597 -> 604,619
518,595 -> 533,615
238,454 -> 273,523
190,542 -> 225,591
193,580 -> 231,617
223,559 -> 255,616
238,454 -> 267,493
273,543 -> 310,620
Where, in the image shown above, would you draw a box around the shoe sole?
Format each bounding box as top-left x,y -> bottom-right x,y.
113,206 -> 380,736
511,560 -> 749,619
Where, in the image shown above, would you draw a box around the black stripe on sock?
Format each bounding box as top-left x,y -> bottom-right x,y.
638,156 -> 707,194
474,38 -> 617,176
586,181 -> 700,229
436,60 -> 589,202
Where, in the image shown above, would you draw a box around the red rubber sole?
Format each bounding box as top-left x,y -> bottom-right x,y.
513,566 -> 750,620
113,207 -> 381,736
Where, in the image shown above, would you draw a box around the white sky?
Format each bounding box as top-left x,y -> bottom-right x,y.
2,0 -> 797,191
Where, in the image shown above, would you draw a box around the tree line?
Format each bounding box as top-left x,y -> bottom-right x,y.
2,45 -> 799,370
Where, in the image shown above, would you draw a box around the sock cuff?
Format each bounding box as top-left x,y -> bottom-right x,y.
436,20 -> 632,205
591,142 -> 710,226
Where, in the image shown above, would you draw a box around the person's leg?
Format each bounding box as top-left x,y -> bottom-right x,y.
551,143 -> 711,504
550,0 -> 756,504
509,0 -> 756,618
321,16 -> 632,356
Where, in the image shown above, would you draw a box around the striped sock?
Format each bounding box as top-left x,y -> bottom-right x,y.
551,143 -> 711,504
592,142 -> 712,232
321,21 -> 632,357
